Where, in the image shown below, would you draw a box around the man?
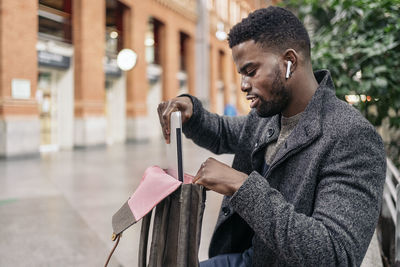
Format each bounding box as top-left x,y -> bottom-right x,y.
157,7 -> 386,267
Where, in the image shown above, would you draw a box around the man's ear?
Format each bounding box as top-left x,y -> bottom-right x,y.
283,49 -> 299,74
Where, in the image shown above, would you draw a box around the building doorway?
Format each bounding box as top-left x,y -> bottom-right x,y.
38,0 -> 74,152
105,76 -> 126,145
37,65 -> 74,152
37,71 -> 56,150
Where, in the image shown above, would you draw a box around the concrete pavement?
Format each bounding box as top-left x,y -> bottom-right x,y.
0,138 -> 231,266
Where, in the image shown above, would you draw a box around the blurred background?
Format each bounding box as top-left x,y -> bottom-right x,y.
0,0 -> 270,156
0,0 -> 398,266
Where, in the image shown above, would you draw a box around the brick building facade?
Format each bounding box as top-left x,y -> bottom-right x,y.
0,0 -> 274,157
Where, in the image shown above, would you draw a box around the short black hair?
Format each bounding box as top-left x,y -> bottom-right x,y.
228,7 -> 311,59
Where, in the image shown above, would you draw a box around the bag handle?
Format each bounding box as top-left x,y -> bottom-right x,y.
104,233 -> 121,267
104,206 -> 153,267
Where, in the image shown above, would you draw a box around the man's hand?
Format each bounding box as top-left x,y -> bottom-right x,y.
193,157 -> 248,196
157,96 -> 193,144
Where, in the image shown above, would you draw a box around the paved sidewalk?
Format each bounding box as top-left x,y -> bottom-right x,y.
0,138 -> 232,267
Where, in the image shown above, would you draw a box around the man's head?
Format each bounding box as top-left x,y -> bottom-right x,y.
229,7 -> 313,118
228,6 -> 311,60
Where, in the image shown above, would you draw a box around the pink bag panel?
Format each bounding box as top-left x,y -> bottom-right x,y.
127,166 -> 194,221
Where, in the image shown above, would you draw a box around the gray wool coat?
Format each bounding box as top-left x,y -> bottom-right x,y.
182,70 -> 386,267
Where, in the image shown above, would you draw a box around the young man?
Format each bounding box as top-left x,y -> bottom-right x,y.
157,7 -> 386,266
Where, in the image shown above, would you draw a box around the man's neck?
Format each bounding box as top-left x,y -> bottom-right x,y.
282,68 -> 318,117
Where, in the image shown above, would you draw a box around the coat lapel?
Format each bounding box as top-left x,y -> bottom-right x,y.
268,110 -> 322,174
267,74 -> 333,175
250,114 -> 280,172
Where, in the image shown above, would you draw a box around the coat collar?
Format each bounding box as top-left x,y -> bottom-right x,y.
252,70 -> 335,171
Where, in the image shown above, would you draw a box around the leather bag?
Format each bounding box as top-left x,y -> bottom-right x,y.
105,167 -> 206,267
140,183 -> 206,267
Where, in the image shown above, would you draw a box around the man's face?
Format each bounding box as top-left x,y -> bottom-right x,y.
232,40 -> 290,117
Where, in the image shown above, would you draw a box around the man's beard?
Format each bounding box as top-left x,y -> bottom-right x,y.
256,67 -> 290,117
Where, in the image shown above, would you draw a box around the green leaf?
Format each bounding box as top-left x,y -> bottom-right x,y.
373,77 -> 388,88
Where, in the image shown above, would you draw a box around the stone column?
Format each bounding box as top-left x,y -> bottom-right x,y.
234,61 -> 249,115
73,0 -> 106,147
222,48 -> 233,107
209,45 -> 218,113
125,4 -> 150,142
185,35 -> 196,96
234,62 -> 243,113
161,23 -> 180,101
0,1 -> 40,157
195,0 -> 210,108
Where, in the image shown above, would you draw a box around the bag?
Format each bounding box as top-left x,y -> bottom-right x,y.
105,111 -> 206,266
104,167 -> 206,267
140,183 -> 206,267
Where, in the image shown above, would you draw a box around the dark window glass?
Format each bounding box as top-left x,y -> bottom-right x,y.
38,0 -> 72,43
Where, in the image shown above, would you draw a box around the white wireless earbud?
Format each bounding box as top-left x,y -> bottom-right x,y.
285,61 -> 292,79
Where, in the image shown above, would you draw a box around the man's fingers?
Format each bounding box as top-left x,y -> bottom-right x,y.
162,103 -> 174,144
158,101 -> 176,144
157,97 -> 193,144
193,161 -> 207,184
157,104 -> 169,143
193,165 -> 202,184
193,175 -> 206,186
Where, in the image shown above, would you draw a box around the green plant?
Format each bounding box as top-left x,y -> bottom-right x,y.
282,0 -> 400,165
283,0 -> 400,126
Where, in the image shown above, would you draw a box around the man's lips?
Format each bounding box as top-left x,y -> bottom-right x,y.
246,95 -> 259,108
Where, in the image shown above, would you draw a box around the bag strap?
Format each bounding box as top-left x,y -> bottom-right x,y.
149,195 -> 171,266
104,205 -> 154,267
104,233 -> 121,267
138,210 -> 153,267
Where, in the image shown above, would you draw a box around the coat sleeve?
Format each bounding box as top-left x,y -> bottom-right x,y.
182,95 -> 247,155
229,124 -> 386,266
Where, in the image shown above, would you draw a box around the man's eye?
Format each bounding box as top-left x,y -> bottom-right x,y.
247,69 -> 256,77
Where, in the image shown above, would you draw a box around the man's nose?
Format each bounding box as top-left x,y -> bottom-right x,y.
241,77 -> 251,92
